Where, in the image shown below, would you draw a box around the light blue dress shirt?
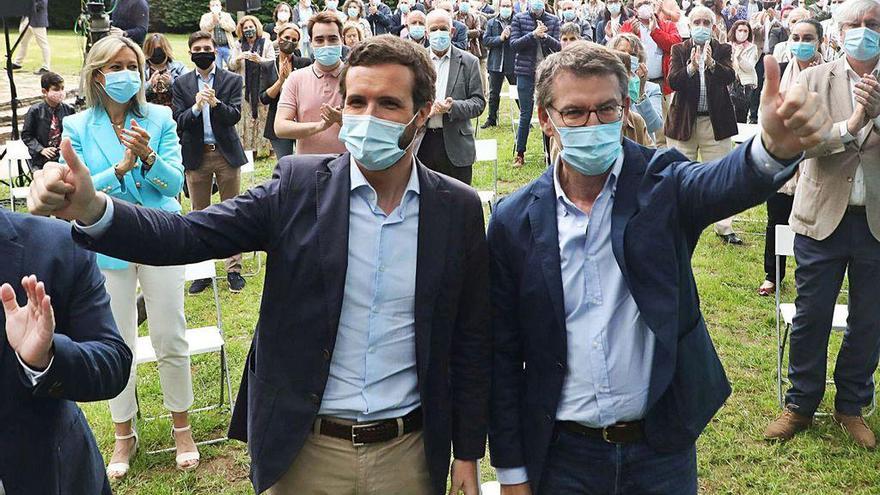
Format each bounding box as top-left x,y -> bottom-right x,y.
495,138 -> 801,485
318,157 -> 422,422
191,66 -> 216,145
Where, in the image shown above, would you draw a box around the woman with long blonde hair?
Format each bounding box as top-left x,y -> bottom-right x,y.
64,35 -> 198,480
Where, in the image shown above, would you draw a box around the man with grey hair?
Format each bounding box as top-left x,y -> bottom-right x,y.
489,41 -> 831,494
434,0 -> 471,50
665,5 -> 743,245
765,0 -> 880,449
405,9 -> 429,45
417,9 -> 486,185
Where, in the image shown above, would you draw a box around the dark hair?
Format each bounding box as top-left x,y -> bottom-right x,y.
274,1 -> 293,20
794,18 -> 824,41
340,34 -> 436,110
188,30 -> 216,48
308,11 -> 345,38
727,19 -> 752,42
41,71 -> 64,90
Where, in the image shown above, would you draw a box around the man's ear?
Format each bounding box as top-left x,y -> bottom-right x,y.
451,26 -> 457,37
537,105 -> 555,138
416,101 -> 434,127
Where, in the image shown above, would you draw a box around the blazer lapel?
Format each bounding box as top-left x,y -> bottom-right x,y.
414,162 -> 450,381
0,211 -> 24,362
610,140 -> 644,289
445,48 -> 463,98
315,154 -> 352,342
527,169 -> 567,337
89,110 -> 126,172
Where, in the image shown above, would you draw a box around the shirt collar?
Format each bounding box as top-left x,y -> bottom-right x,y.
349,154 -> 421,202
843,56 -> 880,81
197,64 -> 217,82
552,150 -> 624,212
431,48 -> 452,62
312,60 -> 344,78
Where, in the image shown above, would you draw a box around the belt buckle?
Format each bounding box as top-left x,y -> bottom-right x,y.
601,424 -> 626,444
207,143 -> 216,152
351,422 -> 378,447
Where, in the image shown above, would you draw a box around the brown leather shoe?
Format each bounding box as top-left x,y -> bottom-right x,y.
512,154 -> 525,168
764,407 -> 813,441
833,411 -> 876,449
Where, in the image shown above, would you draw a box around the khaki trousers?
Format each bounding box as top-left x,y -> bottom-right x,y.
13,18 -> 50,69
480,57 -> 489,98
266,422 -> 433,495
667,116 -> 736,235
185,150 -> 242,272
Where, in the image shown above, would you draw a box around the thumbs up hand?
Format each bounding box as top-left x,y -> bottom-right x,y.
759,55 -> 832,160
28,138 -> 107,225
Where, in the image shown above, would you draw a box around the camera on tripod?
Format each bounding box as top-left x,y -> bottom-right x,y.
84,1 -> 111,46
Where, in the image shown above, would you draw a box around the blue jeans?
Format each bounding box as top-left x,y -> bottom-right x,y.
515,74 -> 535,155
270,138 -> 295,160
216,46 -> 232,69
538,428 -> 697,495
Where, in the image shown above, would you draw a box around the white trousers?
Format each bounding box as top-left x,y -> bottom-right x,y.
13,18 -> 51,69
104,264 -> 193,423
667,115 -> 736,235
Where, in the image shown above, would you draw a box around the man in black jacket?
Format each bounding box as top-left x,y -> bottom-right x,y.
171,31 -> 248,294
22,72 -> 75,170
31,35 -> 489,495
109,0 -> 149,45
0,210 -> 131,495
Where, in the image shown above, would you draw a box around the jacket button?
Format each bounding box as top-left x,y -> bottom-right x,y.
135,181 -> 142,188
322,349 -> 331,360
310,393 -> 321,405
545,414 -> 553,422
556,361 -> 564,371
847,177 -> 853,182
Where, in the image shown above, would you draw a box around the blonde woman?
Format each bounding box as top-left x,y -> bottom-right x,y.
229,15 -> 276,158
62,35 -> 197,479
342,0 -> 374,37
342,20 -> 366,49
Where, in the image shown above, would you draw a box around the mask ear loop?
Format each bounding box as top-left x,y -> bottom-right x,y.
397,110 -> 425,150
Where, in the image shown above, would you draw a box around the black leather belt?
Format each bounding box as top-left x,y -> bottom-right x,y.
558,420 -> 644,444
318,408 -> 423,446
425,127 -> 443,133
696,111 -> 711,117
847,205 -> 866,215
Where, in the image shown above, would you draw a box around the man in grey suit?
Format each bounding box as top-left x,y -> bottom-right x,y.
417,9 -> 486,185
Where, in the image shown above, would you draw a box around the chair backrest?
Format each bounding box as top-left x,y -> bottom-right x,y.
0,140 -> 30,181
775,224 -> 795,257
241,150 -> 255,174
185,260 -> 218,282
475,139 -> 498,162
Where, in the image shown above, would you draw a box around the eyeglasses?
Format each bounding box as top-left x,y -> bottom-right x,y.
549,104 -> 624,127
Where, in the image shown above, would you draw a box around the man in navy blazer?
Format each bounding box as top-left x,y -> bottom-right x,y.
487,43 -> 830,494
30,35 -> 489,495
0,210 -> 131,494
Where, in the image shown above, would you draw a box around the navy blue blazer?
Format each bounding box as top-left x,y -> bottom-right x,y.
72,153 -> 491,494
0,211 -> 131,495
487,138 -> 795,488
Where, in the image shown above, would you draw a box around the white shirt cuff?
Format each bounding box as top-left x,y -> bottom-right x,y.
192,104 -> 203,116
72,193 -> 115,238
17,352 -> 54,386
838,119 -> 857,143
749,136 -> 802,177
496,466 -> 529,485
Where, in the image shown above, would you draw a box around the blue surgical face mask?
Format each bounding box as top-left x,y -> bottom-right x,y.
313,44 -> 343,66
550,117 -> 623,176
326,0 -> 338,9
460,2 -> 471,13
338,113 -> 419,171
429,30 -> 452,51
607,2 -> 621,14
400,3 -> 410,12
348,6 -> 360,17
843,27 -> 880,61
789,41 -> 817,61
100,69 -> 141,104
628,75 -> 641,101
691,26 -> 712,44
630,56 -> 639,72
409,25 -> 426,39
500,6 -> 512,17
562,9 -> 576,20
531,0 -> 545,12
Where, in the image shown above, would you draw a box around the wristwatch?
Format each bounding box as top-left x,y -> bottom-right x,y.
142,151 -> 157,169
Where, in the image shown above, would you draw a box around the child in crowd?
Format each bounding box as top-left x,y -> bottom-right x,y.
21,71 -> 75,170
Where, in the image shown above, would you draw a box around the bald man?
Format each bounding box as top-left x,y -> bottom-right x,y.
416,9 -> 486,185
405,9 -> 429,45
434,0 -> 471,50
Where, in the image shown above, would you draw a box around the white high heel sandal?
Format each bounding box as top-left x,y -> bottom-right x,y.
171,425 -> 201,472
106,428 -> 139,480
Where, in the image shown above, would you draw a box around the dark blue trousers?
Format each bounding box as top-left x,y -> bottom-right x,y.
786,212 -> 880,416
538,428 -> 697,495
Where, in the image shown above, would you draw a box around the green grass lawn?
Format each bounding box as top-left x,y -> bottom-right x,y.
4,30 -> 880,495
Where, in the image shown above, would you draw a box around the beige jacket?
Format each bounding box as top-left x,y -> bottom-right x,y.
790,56 -> 880,241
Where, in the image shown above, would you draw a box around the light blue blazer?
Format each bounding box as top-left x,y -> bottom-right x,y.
62,103 -> 184,270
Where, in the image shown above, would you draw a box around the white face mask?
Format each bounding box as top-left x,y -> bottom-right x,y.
277,10 -> 291,21
211,4 -> 222,13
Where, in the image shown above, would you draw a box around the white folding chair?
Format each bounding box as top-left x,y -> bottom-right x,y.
137,260 -> 235,454
774,225 -> 874,416
475,139 -> 499,213
239,150 -> 263,276
0,140 -> 32,210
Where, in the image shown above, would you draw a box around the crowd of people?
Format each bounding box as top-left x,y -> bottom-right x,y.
4,0 -> 880,493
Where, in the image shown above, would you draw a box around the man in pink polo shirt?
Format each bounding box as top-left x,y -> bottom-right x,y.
274,11 -> 347,155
